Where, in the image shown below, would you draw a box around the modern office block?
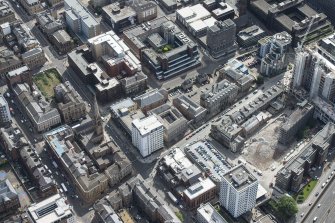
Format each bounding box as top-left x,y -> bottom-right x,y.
260,31 -> 292,76
132,115 -> 164,157
206,20 -> 237,59
64,0 -> 100,40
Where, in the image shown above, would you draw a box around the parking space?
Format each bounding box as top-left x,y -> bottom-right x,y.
184,140 -> 232,182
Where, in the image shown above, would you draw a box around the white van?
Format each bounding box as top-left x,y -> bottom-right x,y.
313,217 -> 318,222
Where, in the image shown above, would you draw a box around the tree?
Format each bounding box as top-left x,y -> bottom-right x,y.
276,196 -> 298,219
256,75 -> 264,85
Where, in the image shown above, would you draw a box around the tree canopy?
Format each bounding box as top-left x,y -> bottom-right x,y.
276,196 -> 298,218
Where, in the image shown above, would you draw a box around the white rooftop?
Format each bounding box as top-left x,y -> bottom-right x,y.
0,95 -> 8,106
27,194 -> 74,223
132,115 -> 163,136
197,203 -> 227,223
177,4 -> 211,24
163,148 -> 193,173
189,20 -> 207,32
184,177 -> 216,200
88,31 -> 141,71
203,17 -> 217,27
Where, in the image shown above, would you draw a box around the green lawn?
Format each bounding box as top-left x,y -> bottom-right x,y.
175,211 -> 184,222
33,68 -> 62,100
295,179 -> 318,203
162,44 -> 173,52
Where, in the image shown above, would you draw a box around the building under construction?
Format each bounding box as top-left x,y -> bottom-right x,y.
249,0 -> 333,45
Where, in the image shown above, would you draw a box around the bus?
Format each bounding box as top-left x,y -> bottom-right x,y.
61,183 -> 68,193
52,161 -> 58,169
167,191 -> 178,204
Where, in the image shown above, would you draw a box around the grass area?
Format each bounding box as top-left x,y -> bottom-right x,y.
33,68 -> 62,100
214,204 -> 225,217
268,199 -> 280,217
175,211 -> 184,222
296,118 -> 317,140
295,179 -> 318,203
162,44 -> 173,52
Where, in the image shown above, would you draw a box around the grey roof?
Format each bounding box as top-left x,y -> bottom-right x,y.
280,123 -> 335,175
102,3 -> 136,23
222,164 -> 257,190
133,1 -> 157,12
12,23 -> 39,50
0,0 -> 14,17
110,98 -> 135,118
133,88 -> 167,108
19,146 -> 56,190
13,83 -> 61,127
52,29 -> 72,44
0,174 -> 18,203
0,95 -> 8,107
173,94 -> 207,118
120,72 -> 147,87
65,0 -> 99,28
21,47 -> 44,59
94,203 -> 122,223
238,25 -> 265,41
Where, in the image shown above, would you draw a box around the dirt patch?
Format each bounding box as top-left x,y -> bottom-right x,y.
243,118 -> 288,170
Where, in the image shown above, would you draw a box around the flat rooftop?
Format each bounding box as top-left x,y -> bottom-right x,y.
222,165 -> 257,191
132,115 -> 163,136
177,4 -> 211,24
197,203 -> 228,223
184,177 -> 216,200
0,95 -> 8,106
185,141 -> 231,182
238,25 -> 265,41
27,194 -> 73,223
102,4 -> 136,23
281,101 -> 313,131
110,98 -> 135,117
65,0 -> 99,28
162,148 -> 194,172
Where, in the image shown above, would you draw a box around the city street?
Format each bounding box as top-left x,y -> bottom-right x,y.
298,157 -> 335,222
105,121 -> 158,178
302,171 -> 335,223
2,1 -> 321,222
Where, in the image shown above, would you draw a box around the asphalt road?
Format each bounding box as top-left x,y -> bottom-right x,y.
105,121 -> 157,178
303,174 -> 335,223
297,159 -> 335,223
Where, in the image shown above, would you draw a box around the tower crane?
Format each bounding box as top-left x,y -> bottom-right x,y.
285,16 -> 316,95
296,15 -> 316,52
